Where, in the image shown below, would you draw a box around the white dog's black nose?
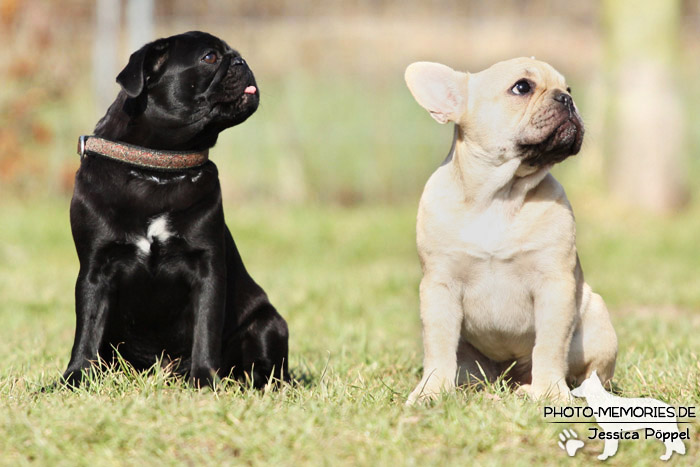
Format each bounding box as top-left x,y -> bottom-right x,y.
554,92 -> 573,109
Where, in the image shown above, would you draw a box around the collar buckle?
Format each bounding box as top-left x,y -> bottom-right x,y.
77,135 -> 88,159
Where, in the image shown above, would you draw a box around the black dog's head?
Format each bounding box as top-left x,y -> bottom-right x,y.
95,31 -> 259,151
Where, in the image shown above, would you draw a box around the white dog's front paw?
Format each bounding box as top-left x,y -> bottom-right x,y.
406,374 -> 455,405
517,381 -> 571,402
515,383 -> 534,399
549,383 -> 573,402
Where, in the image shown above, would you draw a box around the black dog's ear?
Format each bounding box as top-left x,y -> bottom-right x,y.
116,40 -> 170,98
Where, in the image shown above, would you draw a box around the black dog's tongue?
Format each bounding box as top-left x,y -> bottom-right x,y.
244,86 -> 257,94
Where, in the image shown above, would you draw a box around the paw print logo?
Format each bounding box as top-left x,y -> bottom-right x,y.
558,429 -> 585,457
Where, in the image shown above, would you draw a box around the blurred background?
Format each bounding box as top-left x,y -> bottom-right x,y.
1,0 -> 699,308
1,0 -> 698,206
1,5 -> 698,462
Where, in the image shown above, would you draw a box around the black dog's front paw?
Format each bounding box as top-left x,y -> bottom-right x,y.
40,368 -> 85,392
189,367 -> 220,389
60,368 -> 87,389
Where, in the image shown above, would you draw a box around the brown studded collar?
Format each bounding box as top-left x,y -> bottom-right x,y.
77,135 -> 209,171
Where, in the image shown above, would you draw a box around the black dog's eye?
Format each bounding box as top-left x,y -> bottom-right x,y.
202,52 -> 218,64
511,79 -> 532,95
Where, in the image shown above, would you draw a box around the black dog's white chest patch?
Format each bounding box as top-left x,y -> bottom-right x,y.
135,215 -> 173,255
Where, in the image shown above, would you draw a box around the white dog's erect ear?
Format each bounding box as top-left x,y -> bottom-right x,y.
405,62 -> 468,124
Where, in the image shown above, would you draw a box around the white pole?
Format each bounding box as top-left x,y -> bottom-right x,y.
126,0 -> 154,53
93,0 -> 121,117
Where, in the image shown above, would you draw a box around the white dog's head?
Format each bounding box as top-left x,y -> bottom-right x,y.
404,58 -> 584,170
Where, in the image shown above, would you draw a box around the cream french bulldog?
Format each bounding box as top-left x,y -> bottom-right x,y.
405,58 -> 617,404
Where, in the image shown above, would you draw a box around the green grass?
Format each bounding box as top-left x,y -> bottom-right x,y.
0,195 -> 698,465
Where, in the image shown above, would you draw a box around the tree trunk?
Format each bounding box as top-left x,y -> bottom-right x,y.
603,0 -> 688,213
94,0 -> 121,117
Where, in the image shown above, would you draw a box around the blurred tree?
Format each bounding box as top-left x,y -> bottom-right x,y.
127,0 -> 154,52
93,0 -> 154,118
94,0 -> 120,116
603,0 -> 689,213
0,0 -> 19,26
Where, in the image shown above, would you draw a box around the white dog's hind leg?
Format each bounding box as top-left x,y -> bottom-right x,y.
568,288 -> 617,386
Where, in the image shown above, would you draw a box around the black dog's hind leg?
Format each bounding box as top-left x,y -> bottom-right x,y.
223,302 -> 289,388
221,228 -> 289,388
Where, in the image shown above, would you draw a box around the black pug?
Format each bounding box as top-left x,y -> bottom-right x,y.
63,31 -> 288,389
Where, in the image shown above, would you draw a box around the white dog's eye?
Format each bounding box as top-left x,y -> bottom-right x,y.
511,80 -> 532,95
202,52 -> 218,64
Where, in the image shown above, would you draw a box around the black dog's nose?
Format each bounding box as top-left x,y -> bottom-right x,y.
232,56 -> 246,66
554,92 -> 573,108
